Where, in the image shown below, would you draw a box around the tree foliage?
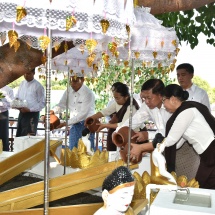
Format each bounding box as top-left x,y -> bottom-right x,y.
156,3 -> 215,49
193,76 -> 215,103
84,65 -> 174,111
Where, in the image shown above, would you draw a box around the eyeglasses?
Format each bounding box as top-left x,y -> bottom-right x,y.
162,97 -> 169,103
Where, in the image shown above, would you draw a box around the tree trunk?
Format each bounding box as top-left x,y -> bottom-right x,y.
0,40 -> 74,88
138,0 -> 215,14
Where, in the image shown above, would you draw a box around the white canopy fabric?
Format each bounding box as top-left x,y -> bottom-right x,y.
0,0 -> 135,42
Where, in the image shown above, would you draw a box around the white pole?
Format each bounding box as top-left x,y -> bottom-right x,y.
44,27 -> 52,215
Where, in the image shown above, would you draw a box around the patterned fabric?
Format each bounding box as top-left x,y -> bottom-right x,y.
175,142 -> 200,180
69,120 -> 94,150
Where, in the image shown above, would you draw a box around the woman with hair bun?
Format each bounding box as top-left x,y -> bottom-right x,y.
130,84 -> 215,189
86,82 -> 139,151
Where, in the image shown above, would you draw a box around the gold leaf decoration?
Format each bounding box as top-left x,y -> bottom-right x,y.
152,51 -> 157,59
16,6 -> 27,22
172,40 -> 177,47
64,41 -> 68,53
8,30 -> 18,48
175,47 -> 180,56
161,40 -> 164,48
167,52 -> 172,59
126,24 -> 130,37
86,39 -> 98,53
54,41 -> 61,52
41,55 -> 47,65
13,40 -> 20,52
108,42 -> 117,56
38,35 -> 50,52
134,51 -> 140,59
66,16 -> 77,31
100,19 -> 110,34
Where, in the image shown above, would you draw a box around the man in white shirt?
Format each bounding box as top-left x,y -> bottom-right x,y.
175,63 -> 211,179
0,85 -> 14,151
54,73 -> 95,150
116,79 -> 171,142
176,63 -> 210,110
15,69 -> 45,137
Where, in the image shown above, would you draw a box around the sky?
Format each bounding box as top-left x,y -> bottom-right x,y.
169,33 -> 215,87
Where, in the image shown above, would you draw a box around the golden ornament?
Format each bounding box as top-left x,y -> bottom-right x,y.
66,15 -> 77,31
150,69 -> 154,75
177,175 -> 188,188
175,47 -> 180,56
38,35 -> 50,52
161,40 -> 164,48
167,52 -> 172,59
8,30 -> 18,48
55,77 -> 58,81
100,19 -> 110,34
64,60 -> 67,66
170,63 -> 175,71
172,59 -> 177,64
81,69 -> 85,74
142,61 -> 146,68
158,62 -> 162,69
108,42 -> 117,55
171,40 -> 177,47
124,60 -> 129,67
41,55 -> 47,65
86,39 -> 98,53
64,42 -> 68,53
70,70 -> 73,74
16,6 -> 27,22
102,53 -> 109,63
38,67 -> 42,72
13,40 -> 20,52
152,51 -> 157,59
54,41 -> 61,52
114,51 -> 119,58
122,68 -> 127,74
134,51 -> 140,59
93,64 -> 98,71
126,24 -> 130,37
137,69 -> 141,76
86,56 -> 94,67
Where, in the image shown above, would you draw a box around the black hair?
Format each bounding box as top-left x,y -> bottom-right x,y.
176,63 -> 194,74
82,128 -> 90,137
164,84 -> 189,101
112,82 -> 130,97
141,79 -> 165,96
102,166 -> 134,191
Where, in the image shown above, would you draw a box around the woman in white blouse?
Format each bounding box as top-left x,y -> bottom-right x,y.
130,84 -> 215,189
86,82 -> 140,151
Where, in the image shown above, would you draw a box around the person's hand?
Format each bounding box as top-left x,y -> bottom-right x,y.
56,122 -> 66,129
96,123 -> 106,132
130,143 -> 143,161
20,107 -> 30,113
131,131 -> 148,142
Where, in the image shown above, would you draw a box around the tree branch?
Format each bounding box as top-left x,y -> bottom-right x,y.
0,40 -> 74,88
138,0 -> 215,14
